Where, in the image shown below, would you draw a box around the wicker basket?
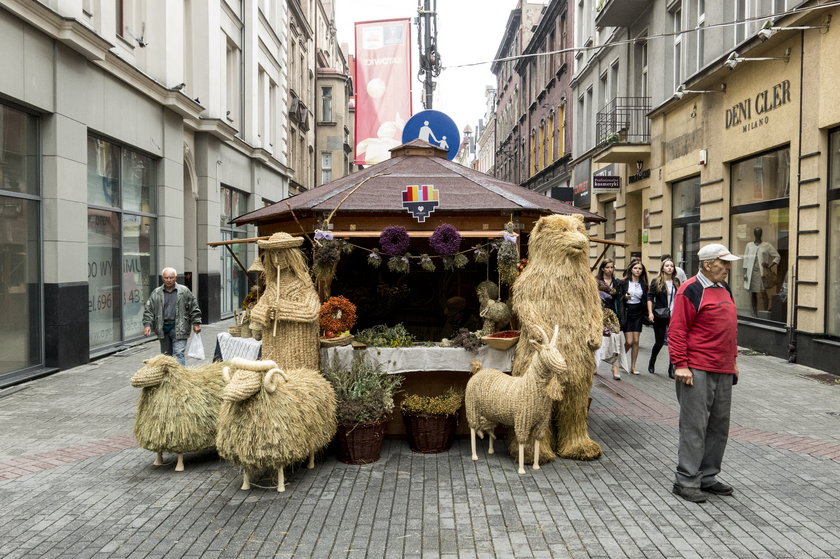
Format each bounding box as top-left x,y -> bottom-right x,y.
228,325 -> 241,337
320,333 -> 353,347
335,417 -> 387,464
403,413 -> 457,453
481,331 -> 520,350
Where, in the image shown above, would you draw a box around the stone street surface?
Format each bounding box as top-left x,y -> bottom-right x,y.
1,320 -> 839,558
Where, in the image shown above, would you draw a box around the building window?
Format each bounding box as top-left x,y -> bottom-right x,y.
635,36 -> 648,97
671,175 -> 700,279
321,86 -> 333,122
321,152 -> 332,184
220,185 -> 249,317
730,147 -> 790,322
87,137 -> 157,351
826,129 -> 840,336
0,104 -> 41,377
673,7 -> 682,91
735,0 -> 748,45
225,36 -> 241,127
697,0 -> 705,71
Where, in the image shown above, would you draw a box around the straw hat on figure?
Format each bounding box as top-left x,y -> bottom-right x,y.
249,233 -> 320,369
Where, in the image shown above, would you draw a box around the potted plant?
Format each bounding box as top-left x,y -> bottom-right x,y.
321,354 -> 403,464
400,388 -> 463,453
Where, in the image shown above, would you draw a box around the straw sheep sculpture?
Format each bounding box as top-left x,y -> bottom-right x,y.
466,325 -> 567,474
130,354 -> 227,472
216,357 -> 337,492
510,213 -> 604,463
476,280 -> 511,336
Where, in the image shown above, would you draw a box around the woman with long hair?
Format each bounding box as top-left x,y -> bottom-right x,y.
616,259 -> 648,375
596,258 -> 622,380
647,258 -> 680,378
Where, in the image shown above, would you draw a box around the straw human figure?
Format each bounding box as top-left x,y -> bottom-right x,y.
249,232 -> 320,369
509,214 -> 603,463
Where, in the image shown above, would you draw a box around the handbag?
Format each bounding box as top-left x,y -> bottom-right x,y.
186,331 -> 205,360
654,307 -> 671,320
761,265 -> 778,291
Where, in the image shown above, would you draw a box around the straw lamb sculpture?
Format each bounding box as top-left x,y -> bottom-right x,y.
130,355 -> 227,472
249,232 -> 320,369
475,280 -> 511,336
216,357 -> 337,492
466,325 -> 567,474
510,213 -> 603,463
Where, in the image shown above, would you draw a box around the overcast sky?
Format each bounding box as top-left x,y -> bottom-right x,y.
335,0 -> 520,138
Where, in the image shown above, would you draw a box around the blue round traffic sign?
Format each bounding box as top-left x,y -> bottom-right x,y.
402,110 -> 460,160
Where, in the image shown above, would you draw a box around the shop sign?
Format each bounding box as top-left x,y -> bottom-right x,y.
593,164 -> 621,194
628,160 -> 651,184
402,184 -> 439,222
725,79 -> 791,133
572,159 -> 591,208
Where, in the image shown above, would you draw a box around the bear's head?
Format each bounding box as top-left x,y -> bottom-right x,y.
527,214 -> 589,268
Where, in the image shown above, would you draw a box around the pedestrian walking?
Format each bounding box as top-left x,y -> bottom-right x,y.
661,252 -> 688,283
143,267 -> 202,365
595,258 -> 623,380
669,243 -> 740,503
616,259 -> 648,375
647,258 -> 680,377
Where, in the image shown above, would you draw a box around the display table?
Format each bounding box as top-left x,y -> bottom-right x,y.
215,334 -> 518,437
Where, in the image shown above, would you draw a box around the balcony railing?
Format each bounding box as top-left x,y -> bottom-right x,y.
596,97 -> 651,146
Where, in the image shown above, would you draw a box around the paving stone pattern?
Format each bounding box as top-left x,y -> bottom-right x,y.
1,322 -> 839,558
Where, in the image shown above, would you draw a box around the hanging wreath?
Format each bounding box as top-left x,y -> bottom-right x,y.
380,226 -> 411,255
429,224 -> 462,256
319,296 -> 357,335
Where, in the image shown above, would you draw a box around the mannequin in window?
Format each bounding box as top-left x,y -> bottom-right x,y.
742,227 -> 781,315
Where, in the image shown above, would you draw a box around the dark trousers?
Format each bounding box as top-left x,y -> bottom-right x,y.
675,369 -> 733,488
649,316 -> 670,370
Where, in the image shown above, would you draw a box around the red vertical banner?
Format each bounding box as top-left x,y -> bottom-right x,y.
354,19 -> 412,166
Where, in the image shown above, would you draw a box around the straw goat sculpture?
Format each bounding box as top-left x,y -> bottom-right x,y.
465,325 -> 567,474
216,358 -> 337,492
130,354 -> 227,472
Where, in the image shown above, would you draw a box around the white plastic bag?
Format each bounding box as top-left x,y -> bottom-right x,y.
186,331 -> 205,360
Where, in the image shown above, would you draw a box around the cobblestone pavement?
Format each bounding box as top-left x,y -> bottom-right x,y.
1,321 -> 839,558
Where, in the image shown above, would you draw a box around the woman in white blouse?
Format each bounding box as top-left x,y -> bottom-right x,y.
616,260 -> 649,375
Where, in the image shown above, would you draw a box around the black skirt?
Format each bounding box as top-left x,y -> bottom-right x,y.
623,302 -> 646,333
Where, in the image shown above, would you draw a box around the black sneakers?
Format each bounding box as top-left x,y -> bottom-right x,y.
701,481 -> 734,496
672,484 -> 708,503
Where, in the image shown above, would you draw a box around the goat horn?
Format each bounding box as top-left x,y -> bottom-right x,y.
222,366 -> 231,383
551,325 -> 559,346
533,324 -> 549,344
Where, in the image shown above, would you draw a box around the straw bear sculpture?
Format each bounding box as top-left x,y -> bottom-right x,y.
130,354 -> 227,472
466,324 -> 567,474
510,213 -> 603,463
249,232 -> 320,369
216,357 -> 337,492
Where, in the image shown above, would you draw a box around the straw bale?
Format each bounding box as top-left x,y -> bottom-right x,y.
510,214 -> 603,462
131,355 -> 226,454
216,362 -> 337,472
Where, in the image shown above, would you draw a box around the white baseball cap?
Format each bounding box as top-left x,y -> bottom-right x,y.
697,243 -> 741,261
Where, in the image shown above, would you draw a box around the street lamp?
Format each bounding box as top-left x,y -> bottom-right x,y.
724,48 -> 791,71
673,83 -> 726,100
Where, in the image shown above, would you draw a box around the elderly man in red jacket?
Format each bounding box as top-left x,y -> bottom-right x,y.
668,243 -> 741,503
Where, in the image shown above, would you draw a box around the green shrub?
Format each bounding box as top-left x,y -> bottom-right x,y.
322,354 -> 403,424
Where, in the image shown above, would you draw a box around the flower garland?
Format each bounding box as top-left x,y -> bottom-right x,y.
387,253 -> 411,274
319,295 -> 357,335
380,226 -> 410,255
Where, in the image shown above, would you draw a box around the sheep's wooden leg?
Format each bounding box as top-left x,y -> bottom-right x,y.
518,444 -> 526,474
470,428 -> 478,461
277,468 -> 285,492
241,471 -> 251,490
175,454 -> 184,472
153,452 -> 163,466
532,440 -> 541,471
307,453 -> 315,469
488,433 -> 496,455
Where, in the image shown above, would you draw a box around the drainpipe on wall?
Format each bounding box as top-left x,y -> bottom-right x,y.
789,31 -> 806,364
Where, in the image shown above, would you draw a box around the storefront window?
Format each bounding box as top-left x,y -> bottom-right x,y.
730,147 -> 790,322
827,129 -> 840,337
220,185 -> 249,316
0,105 -> 41,377
87,137 -> 156,351
672,176 -> 700,278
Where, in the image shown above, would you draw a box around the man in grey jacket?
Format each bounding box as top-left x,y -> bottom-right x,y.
143,267 -> 202,365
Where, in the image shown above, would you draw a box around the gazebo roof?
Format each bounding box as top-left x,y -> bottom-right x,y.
232,140 -> 604,227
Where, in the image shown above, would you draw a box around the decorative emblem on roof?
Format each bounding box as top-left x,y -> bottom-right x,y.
402,184 -> 439,223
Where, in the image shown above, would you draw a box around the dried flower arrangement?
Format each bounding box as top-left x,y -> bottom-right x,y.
379,226 -> 411,255
319,296 -> 357,337
400,387 -> 464,417
321,354 -> 403,424
354,323 -> 415,347
497,223 -> 519,286
449,328 -> 484,353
